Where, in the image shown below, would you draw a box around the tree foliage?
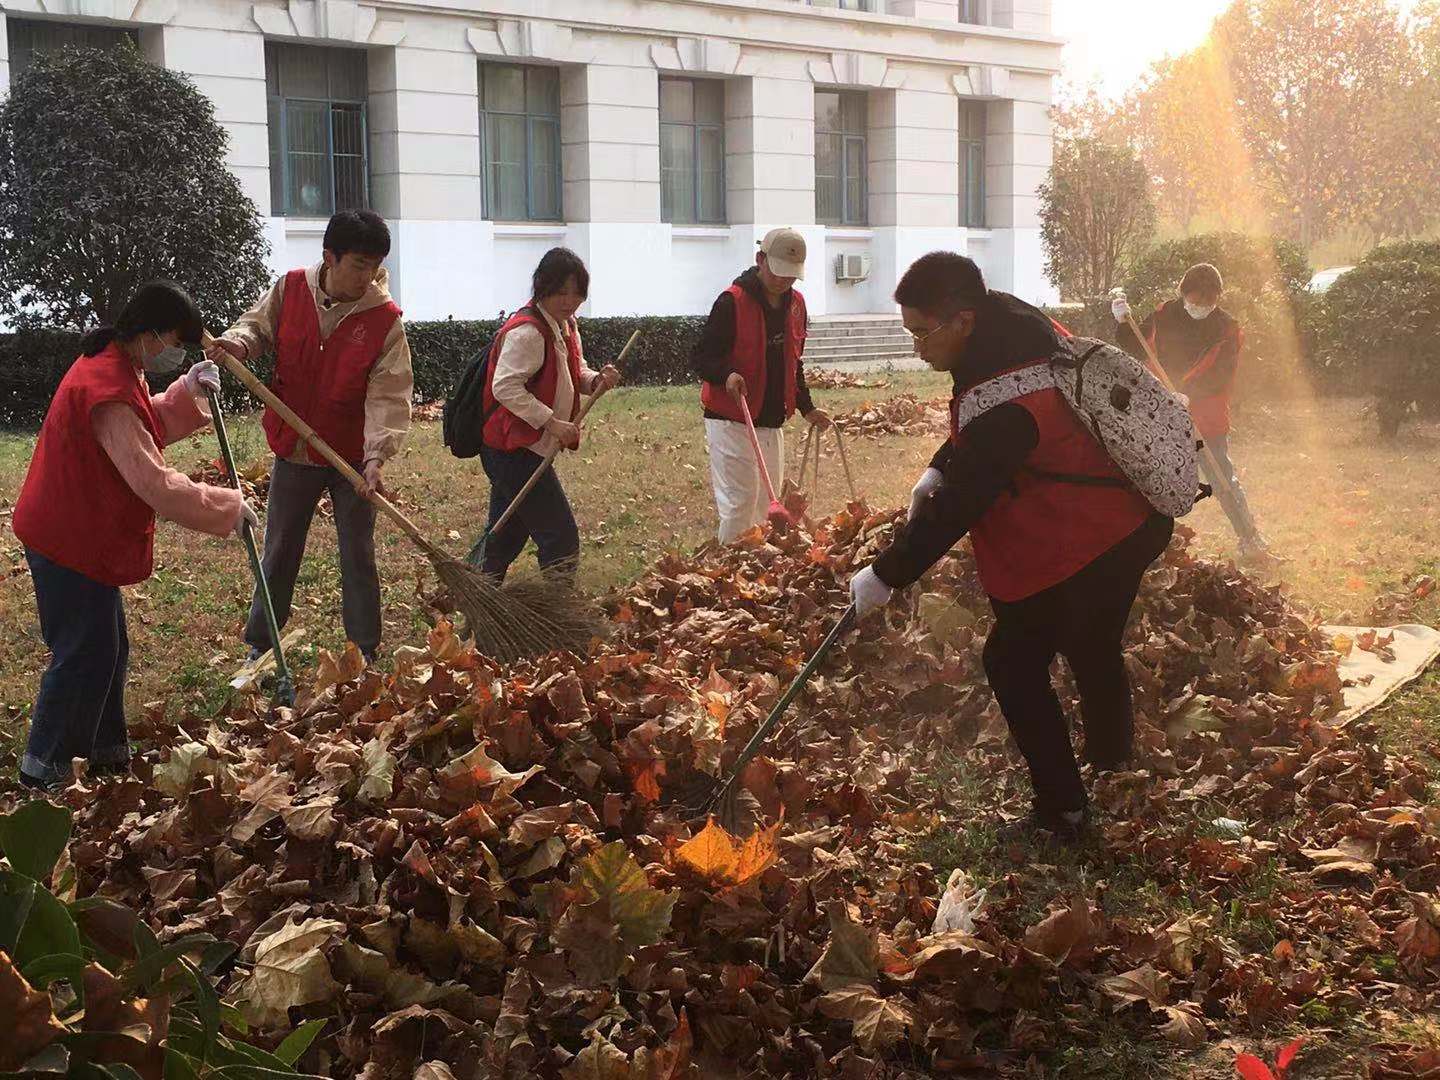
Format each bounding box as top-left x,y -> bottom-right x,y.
1038,133 -> 1157,301
1114,0 -> 1440,246
0,43 -> 270,332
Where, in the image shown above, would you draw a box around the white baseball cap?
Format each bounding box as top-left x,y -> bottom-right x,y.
759,228 -> 806,279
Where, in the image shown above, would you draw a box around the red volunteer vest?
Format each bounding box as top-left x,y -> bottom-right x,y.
956,367 -> 1151,602
481,306 -> 583,452
699,285 -> 805,423
1146,318 -> 1242,439
13,343 -> 165,586
262,268 -> 403,465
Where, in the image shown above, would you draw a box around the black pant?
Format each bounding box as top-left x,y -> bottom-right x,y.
982,514 -> 1174,814
479,446 -> 580,582
245,458 -> 381,656
21,550 -> 131,784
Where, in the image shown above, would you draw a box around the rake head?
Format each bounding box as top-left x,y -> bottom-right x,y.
432,552 -> 605,663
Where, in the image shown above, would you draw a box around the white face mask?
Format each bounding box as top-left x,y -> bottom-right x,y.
1184,301 -> 1216,321
143,331 -> 186,374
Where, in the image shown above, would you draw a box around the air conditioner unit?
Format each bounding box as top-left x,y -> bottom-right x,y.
835,253 -> 871,283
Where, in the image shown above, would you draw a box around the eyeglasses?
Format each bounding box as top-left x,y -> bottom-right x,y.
907,324 -> 947,348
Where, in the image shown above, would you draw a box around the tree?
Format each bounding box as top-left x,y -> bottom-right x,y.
0,43 -> 269,332
1038,135 -> 1156,301
1215,0 -> 1423,247
1121,43 -> 1267,233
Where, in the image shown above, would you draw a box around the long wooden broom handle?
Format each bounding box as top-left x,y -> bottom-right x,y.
201,332 -> 434,551
485,328 -> 641,540
1117,311 -> 1237,500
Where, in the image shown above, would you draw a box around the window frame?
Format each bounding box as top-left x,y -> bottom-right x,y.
958,0 -> 987,25
658,76 -> 727,226
5,18 -> 139,78
265,42 -> 371,219
959,99 -> 987,229
478,62 -> 563,224
815,89 -> 868,227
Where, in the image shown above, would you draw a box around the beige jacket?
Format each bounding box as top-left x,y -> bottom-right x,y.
491,305 -> 600,458
221,264 -> 413,466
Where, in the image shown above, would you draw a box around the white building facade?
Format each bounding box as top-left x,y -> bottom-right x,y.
0,0 -> 1060,320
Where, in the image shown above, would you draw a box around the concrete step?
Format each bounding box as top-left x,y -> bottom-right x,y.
808,322 -> 906,339
807,336 -> 913,352
806,341 -> 914,360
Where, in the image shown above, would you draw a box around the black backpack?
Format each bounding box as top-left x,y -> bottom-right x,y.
442,308 -> 528,458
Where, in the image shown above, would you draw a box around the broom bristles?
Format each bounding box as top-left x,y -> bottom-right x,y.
432,553 -> 604,662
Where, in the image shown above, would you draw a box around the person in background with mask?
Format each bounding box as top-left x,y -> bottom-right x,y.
206,209 -> 412,665
692,228 -> 831,543
11,281 -> 257,789
476,247 -> 619,584
1112,263 -> 1271,563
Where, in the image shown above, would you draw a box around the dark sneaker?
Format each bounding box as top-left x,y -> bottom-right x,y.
247,646 -> 266,663
19,771 -> 62,793
1000,805 -> 1091,844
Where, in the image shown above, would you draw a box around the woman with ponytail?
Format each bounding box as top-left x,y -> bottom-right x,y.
11,280 -> 258,789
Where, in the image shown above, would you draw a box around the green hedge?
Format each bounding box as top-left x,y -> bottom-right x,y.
0,314 -> 708,429
1312,259 -> 1440,436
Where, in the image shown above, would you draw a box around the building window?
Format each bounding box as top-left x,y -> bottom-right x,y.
659,78 -> 726,225
960,100 -> 986,228
479,63 -> 562,222
6,18 -> 138,78
815,90 -> 867,226
959,0 -> 986,24
265,42 -> 369,218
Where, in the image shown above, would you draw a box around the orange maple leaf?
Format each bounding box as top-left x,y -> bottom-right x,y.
625,759 -> 666,804
677,818 -> 739,881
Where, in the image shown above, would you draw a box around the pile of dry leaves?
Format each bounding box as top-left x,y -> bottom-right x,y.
188,457 -> 272,511
833,395 -> 949,439
805,370 -> 891,391
33,508 -> 1440,1077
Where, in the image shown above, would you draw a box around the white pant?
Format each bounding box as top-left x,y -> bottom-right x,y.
705,418 -> 784,544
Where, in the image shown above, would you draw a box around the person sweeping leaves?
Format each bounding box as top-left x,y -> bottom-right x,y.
849,253 -> 1174,838
12,281 -> 257,789
1112,263 -> 1272,563
692,228 -> 830,543
206,209 -> 412,666
475,247 -> 620,585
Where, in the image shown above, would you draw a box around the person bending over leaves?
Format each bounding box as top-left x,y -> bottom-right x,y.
849,253 -> 1174,839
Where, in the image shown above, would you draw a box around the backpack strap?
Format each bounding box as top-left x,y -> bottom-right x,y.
952,363 -> 1056,432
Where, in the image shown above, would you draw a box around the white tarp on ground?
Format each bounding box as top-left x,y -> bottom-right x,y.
1320,624 -> 1440,726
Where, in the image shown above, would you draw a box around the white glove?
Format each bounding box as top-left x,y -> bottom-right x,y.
184,359 -> 222,399
850,565 -> 894,617
235,500 -> 259,538
1111,297 -> 1132,322
908,467 -> 944,521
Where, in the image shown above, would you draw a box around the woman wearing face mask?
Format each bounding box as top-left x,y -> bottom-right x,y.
11,280 -> 258,789
1112,263 -> 1271,562
476,247 -> 620,584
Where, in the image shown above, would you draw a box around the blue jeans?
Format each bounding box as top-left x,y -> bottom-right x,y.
1202,434 -> 1261,544
478,446 -> 579,582
20,550 -> 131,784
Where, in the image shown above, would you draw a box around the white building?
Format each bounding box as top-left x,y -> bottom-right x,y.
0,1 -> 1060,321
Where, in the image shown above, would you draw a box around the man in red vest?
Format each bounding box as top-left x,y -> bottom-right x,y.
207,209 -> 412,664
692,228 -> 830,543
1113,263 -> 1271,563
849,252 -> 1174,838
